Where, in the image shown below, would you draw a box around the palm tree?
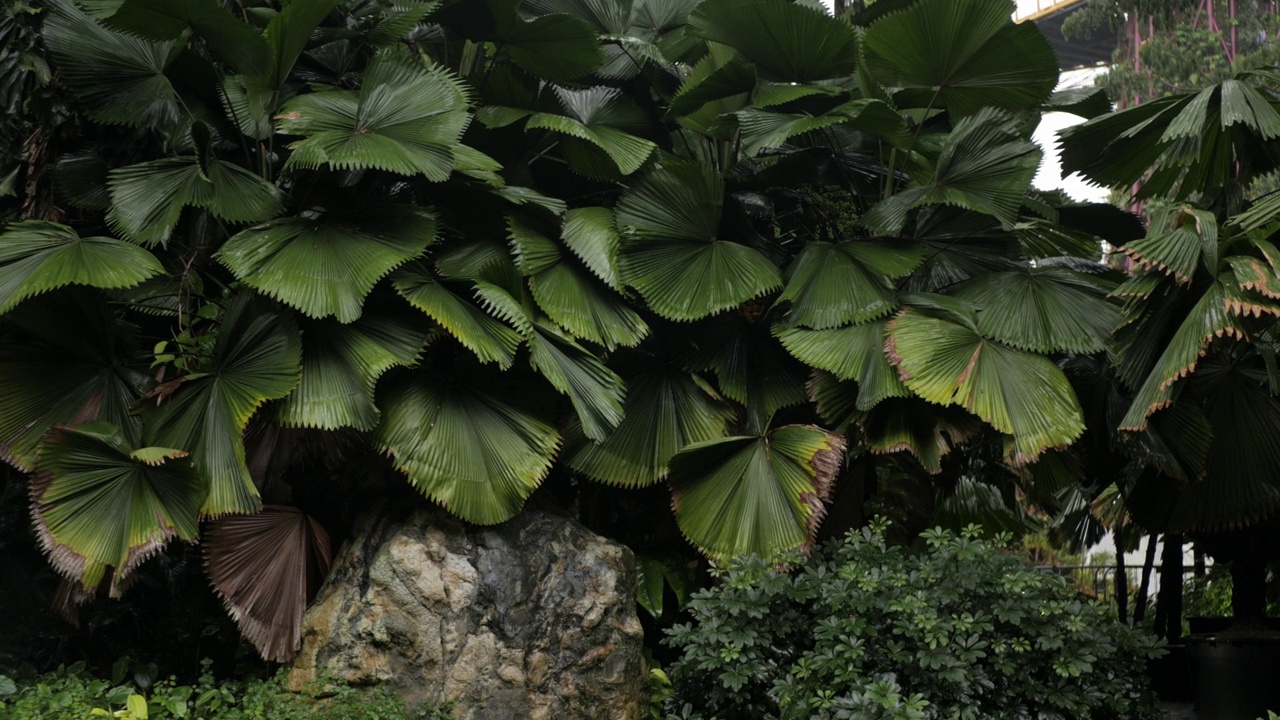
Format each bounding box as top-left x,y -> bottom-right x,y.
1060,69 -> 1280,628
0,0 -> 1113,660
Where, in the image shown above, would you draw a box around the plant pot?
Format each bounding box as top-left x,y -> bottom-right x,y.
1147,642 -> 1192,702
1187,633 -> 1280,719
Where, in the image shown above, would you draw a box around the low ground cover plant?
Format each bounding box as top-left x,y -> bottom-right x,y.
0,662 -> 451,720
664,523 -> 1164,720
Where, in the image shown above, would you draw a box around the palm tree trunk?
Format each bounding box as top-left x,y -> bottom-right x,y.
1115,526 -> 1130,624
1134,533 -> 1159,626
1157,535 -> 1185,642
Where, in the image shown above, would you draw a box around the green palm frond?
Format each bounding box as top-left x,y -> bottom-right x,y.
775,240 -> 922,329
864,108 -> 1041,235
509,214 -> 647,349
0,221 -> 163,314
667,55 -> 756,119
735,99 -> 909,156
688,0 -> 859,83
43,0 -> 183,128
393,265 -> 524,368
31,421 -> 201,595
144,293 -> 302,517
0,291 -> 154,471
217,207 -> 436,323
669,425 -> 844,559
616,163 -> 781,320
686,316 -> 810,424
1221,237 -> 1280,302
525,0 -> 637,34
886,306 -> 1086,463
261,0 -> 343,89
562,207 -> 623,288
376,372 -> 561,524
528,324 -> 625,441
854,398 -> 980,474
108,156 -> 283,246
477,0 -> 604,81
563,367 -> 734,487
220,75 -> 274,141
102,0 -> 270,76
949,267 -> 1120,354
777,321 -> 908,410
278,50 -> 471,180
277,314 -> 430,431
1119,280 -> 1249,431
526,86 -> 656,175
1060,77 -> 1280,198
862,0 -> 1058,117
1122,208 -> 1217,283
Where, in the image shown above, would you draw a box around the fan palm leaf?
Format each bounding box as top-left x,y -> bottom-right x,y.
144,293 -> 302,517
526,86 -> 657,176
561,207 -> 623,289
616,163 -> 781,320
30,421 -> 201,595
393,265 -> 524,368
563,367 -> 734,487
278,51 -> 471,180
1121,208 -> 1217,284
42,0 -> 182,128
687,0 -> 859,83
276,314 -> 430,431
777,321 -> 908,410
107,156 -> 283,247
205,506 -> 331,662
775,240 -> 922,329
735,99 -> 910,156
864,108 -> 1041,235
0,292 -> 153,471
217,206 -> 436,323
686,316 -> 810,423
528,324 -> 626,442
1060,76 -> 1280,198
102,0 -> 271,76
854,397 -> 980,474
444,0 -> 603,82
0,221 -> 163,314
261,0 -> 343,89
376,373 -> 561,524
861,0 -> 1059,117
949,266 -> 1121,355
886,305 -> 1086,463
1117,276 -> 1280,430
669,425 -> 844,559
509,214 -> 648,349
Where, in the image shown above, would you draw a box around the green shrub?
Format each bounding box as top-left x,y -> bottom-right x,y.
0,662 -> 451,720
663,523 -> 1164,720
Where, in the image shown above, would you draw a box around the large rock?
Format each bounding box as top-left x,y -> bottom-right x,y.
288,502 -> 647,720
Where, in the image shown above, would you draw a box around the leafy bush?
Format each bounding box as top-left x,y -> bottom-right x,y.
0,662 -> 451,720
664,523 -> 1164,720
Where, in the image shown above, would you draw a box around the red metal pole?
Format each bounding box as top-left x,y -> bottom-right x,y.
1230,0 -> 1238,63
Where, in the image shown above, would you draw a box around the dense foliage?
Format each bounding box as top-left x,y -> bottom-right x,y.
0,0 -> 1144,660
663,523 -> 1164,720
0,662 -> 451,720
1063,1 -> 1280,106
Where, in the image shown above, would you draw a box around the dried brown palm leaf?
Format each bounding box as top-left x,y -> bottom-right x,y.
205,505 -> 331,662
